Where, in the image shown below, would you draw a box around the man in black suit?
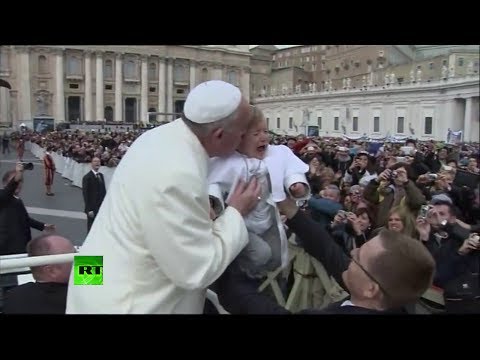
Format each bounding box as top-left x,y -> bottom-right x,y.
82,157 -> 106,231
217,199 -> 436,314
0,163 -> 55,256
3,234 -> 76,314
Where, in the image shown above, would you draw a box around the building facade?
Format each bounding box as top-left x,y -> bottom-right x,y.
0,45 -> 251,128
254,75 -> 480,142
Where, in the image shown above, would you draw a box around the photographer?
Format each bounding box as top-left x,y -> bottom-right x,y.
0,163 -> 55,256
416,200 -> 479,313
363,163 -> 426,228
328,208 -> 374,255
343,151 -> 376,186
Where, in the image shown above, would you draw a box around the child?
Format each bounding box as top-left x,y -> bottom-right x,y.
208,106 -> 310,279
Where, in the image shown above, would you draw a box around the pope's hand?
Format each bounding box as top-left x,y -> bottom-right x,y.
226,178 -> 261,217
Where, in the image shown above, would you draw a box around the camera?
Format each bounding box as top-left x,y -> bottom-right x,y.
390,170 -> 398,180
420,205 -> 431,218
20,162 -> 34,171
427,173 -> 438,181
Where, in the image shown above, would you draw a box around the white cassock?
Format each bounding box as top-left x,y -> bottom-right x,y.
66,119 -> 249,314
208,144 -> 310,269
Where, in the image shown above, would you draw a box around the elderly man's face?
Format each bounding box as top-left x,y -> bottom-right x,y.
215,99 -> 251,157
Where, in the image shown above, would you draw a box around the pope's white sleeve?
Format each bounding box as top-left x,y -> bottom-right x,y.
141,172 -> 248,290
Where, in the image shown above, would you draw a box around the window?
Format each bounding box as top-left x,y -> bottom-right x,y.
306,57 -> 310,62
397,77 -> 404,84
373,117 -> 380,132
148,63 -> 157,81
67,56 -> 81,76
277,117 -> 280,128
227,70 -> 237,85
176,89 -> 184,94
201,68 -> 208,82
334,117 -> 339,131
266,117 -> 270,129
69,84 -> 79,89
397,117 -> 404,133
124,60 -> 137,79
174,64 -> 187,82
104,59 -> 113,79
289,117 -> 293,129
458,58 -> 464,66
38,55 -> 47,74
429,62 -> 434,70
105,84 -> 113,90
352,116 -> 358,132
425,117 -> 433,134
149,87 -> 156,93
317,117 -> 322,129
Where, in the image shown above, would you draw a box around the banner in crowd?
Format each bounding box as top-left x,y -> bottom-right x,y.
446,129 -> 463,145
342,133 -> 411,143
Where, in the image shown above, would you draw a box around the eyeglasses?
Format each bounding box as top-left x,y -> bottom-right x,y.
349,248 -> 392,300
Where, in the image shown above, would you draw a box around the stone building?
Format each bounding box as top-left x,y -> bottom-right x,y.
0,45 -> 251,128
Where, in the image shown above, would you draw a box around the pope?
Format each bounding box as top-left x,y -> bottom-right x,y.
66,80 -> 260,314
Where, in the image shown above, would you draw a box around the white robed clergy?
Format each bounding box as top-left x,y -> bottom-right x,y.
65,80 -> 260,314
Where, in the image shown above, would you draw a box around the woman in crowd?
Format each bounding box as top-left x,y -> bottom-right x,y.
327,207 -> 374,255
370,206 -> 417,239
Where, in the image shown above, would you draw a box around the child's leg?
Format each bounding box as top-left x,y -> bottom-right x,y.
262,225 -> 283,271
236,232 -> 272,278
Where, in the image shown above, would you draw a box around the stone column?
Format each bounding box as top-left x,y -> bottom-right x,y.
241,67 -> 250,100
189,60 -> 196,90
140,55 -> 148,124
0,87 -> 9,124
114,53 -> 123,122
464,97 -> 473,142
84,51 -> 92,122
55,50 -> 65,122
157,58 -> 166,122
167,58 -> 173,119
18,47 -> 32,121
95,52 -> 104,121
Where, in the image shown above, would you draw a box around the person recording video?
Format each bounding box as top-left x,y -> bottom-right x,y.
0,163 -> 55,256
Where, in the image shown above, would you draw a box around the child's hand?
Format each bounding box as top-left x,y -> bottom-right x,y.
289,182 -> 307,198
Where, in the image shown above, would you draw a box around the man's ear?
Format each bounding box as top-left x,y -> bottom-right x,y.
212,127 -> 224,140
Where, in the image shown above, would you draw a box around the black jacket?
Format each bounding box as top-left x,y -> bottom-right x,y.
0,178 -> 45,255
3,282 -> 68,314
217,210 -> 397,314
82,170 -> 107,214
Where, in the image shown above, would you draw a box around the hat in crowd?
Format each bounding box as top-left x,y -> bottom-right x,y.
430,193 -> 453,205
184,80 -> 242,124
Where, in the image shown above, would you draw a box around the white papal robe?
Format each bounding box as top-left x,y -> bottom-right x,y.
65,119 -> 249,314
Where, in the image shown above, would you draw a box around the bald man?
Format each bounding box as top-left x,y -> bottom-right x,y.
3,234 -> 76,314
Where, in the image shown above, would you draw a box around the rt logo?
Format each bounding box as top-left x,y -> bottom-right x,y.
74,256 -> 103,285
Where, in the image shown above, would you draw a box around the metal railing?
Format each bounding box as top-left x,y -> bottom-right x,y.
0,251 -> 229,314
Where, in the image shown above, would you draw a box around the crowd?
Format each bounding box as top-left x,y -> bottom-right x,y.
10,128 -> 146,167
1,79 -> 479,315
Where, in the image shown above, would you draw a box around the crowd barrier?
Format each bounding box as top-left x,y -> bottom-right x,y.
27,142 -> 116,190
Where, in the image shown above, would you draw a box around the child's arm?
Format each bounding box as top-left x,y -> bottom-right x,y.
282,147 -> 311,200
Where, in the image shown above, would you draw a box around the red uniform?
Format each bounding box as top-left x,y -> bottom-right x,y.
43,153 -> 55,186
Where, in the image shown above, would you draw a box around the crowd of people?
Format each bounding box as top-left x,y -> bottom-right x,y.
10,128 -> 145,167
1,79 -> 479,314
